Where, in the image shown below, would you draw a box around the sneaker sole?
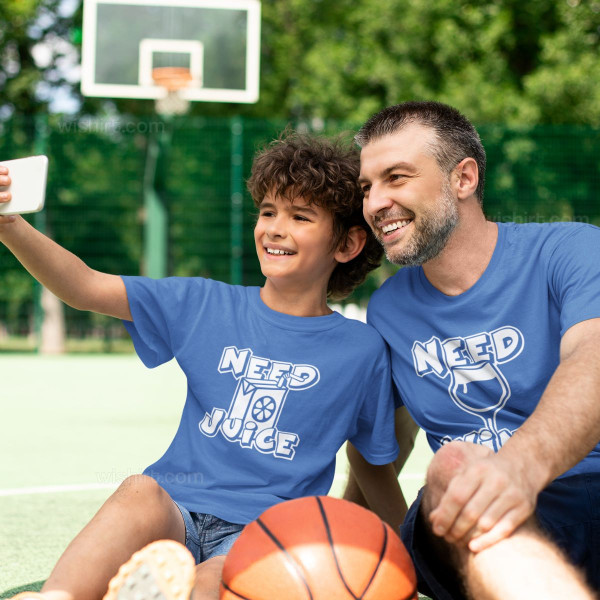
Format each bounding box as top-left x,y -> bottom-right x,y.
103,540 -> 195,600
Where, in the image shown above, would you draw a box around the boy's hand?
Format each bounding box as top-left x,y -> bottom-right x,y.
0,167 -> 16,226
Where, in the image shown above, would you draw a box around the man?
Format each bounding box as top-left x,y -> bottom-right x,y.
346,101 -> 600,599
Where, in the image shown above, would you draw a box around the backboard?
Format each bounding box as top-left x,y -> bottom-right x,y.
81,0 -> 261,104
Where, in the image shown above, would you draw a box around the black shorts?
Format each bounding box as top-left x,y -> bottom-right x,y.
400,473 -> 600,599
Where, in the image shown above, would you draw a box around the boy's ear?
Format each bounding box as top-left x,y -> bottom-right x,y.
334,226 -> 367,264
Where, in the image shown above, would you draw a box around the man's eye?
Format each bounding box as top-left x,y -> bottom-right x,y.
390,174 -> 405,182
361,184 -> 371,194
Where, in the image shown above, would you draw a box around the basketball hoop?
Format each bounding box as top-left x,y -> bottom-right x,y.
152,67 -> 192,116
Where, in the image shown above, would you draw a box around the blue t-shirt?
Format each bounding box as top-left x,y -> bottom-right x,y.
368,222 -> 600,478
122,277 -> 398,523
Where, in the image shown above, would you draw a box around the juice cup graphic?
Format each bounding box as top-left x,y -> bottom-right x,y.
222,378 -> 288,443
449,362 -> 511,451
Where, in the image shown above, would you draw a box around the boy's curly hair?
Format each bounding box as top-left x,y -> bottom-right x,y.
247,132 -> 382,300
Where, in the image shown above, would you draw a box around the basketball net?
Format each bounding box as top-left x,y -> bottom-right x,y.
152,67 -> 192,116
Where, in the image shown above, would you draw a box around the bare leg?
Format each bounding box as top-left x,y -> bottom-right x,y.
191,556 -> 226,600
423,442 -> 595,600
40,475 -> 186,600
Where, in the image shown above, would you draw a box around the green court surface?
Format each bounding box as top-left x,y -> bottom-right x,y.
0,354 -> 432,598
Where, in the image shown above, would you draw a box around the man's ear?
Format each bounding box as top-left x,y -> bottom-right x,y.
334,226 -> 367,264
453,157 -> 479,200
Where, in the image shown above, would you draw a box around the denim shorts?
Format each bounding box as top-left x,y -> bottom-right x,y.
174,501 -> 246,564
401,473 -> 600,599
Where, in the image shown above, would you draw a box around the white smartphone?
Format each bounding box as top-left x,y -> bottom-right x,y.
0,155 -> 48,215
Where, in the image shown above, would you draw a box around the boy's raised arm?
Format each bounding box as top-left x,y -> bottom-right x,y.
0,169 -> 131,320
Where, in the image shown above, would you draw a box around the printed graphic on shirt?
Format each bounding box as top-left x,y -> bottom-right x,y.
199,346 -> 320,460
412,326 -> 524,451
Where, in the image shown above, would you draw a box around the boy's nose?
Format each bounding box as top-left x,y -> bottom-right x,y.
266,215 -> 286,238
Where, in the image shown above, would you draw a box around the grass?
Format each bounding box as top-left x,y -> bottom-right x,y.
0,335 -> 135,353
0,354 -> 432,598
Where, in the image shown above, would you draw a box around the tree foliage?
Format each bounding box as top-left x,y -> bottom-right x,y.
0,0 -> 79,117
2,0 -> 600,125
249,0 -> 600,126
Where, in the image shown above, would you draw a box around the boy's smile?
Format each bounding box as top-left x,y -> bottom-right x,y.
263,243 -> 296,257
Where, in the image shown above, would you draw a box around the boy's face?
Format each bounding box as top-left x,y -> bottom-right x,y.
254,193 -> 339,290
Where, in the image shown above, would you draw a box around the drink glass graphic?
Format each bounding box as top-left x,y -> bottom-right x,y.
449,363 -> 511,451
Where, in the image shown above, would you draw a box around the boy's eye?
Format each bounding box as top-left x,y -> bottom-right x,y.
293,214 -> 310,222
260,210 -> 274,217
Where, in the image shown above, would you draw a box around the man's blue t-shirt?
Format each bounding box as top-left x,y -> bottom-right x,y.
122,277 -> 398,523
368,222 -> 600,478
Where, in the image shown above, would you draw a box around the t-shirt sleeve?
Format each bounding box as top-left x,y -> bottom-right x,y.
121,276 -> 190,368
367,296 -> 404,409
547,224 -> 600,336
349,344 -> 399,465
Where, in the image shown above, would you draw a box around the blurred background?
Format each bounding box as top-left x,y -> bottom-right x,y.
2,0 -> 600,352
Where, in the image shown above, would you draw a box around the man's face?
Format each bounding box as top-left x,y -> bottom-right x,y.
359,123 -> 459,266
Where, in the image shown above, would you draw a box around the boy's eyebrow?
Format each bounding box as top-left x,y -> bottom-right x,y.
292,204 -> 319,215
358,161 -> 418,183
259,201 -> 319,216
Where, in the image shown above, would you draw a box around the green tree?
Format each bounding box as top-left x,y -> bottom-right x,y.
0,0 -> 79,117
524,0 -> 600,125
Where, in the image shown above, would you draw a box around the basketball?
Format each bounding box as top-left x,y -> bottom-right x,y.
220,496 -> 418,600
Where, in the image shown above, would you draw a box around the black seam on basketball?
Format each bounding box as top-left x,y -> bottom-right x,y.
358,520 -> 387,599
315,497 -> 359,600
220,581 -> 254,600
256,518 -> 315,600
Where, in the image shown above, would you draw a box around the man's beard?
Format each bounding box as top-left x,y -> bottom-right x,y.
380,183 -> 459,267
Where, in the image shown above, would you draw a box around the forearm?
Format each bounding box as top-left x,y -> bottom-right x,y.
499,337 -> 600,493
0,216 -> 129,318
346,443 -> 408,530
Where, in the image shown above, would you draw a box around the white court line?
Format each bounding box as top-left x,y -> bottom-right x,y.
0,483 -> 119,497
0,474 -> 425,497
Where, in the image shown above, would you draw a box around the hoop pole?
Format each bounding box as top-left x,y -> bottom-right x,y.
143,119 -> 171,279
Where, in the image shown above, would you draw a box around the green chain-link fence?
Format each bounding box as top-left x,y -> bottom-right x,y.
1,115 -> 599,351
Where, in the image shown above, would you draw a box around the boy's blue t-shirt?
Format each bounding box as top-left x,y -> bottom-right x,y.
368,222 -> 600,478
121,277 -> 398,523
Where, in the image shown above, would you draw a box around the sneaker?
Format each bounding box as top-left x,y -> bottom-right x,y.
103,540 -> 196,600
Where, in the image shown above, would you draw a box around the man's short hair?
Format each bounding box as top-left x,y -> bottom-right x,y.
247,132 -> 382,300
355,101 -> 486,203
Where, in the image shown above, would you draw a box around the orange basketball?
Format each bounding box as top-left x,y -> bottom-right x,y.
220,496 -> 418,600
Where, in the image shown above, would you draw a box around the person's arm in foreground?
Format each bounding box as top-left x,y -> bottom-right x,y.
0,166 -> 131,320
345,406 -> 419,529
430,318 -> 600,552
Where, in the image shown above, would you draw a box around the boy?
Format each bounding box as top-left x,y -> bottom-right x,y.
1,133 -> 402,600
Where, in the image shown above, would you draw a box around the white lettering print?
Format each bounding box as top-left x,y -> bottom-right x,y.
412,326 -> 524,451
199,347 -> 320,460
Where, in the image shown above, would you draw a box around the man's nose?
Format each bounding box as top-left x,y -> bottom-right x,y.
363,183 -> 394,217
